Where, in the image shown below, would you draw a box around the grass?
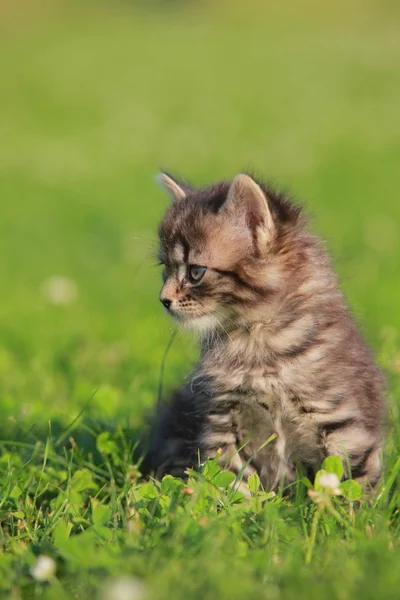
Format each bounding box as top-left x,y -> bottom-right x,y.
0,0 -> 400,597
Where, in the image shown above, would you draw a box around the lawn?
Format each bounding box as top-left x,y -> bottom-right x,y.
1,0 -> 400,598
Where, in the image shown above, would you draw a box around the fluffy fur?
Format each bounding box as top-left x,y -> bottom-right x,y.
145,172 -> 385,491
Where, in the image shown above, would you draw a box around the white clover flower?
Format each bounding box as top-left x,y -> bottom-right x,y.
318,472 -> 341,495
41,276 -> 78,305
30,555 -> 56,581
101,577 -> 146,600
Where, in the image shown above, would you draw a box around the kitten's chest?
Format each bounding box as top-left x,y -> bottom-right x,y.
206,356 -> 290,427
202,345 -> 320,464
231,387 -> 292,442
228,390 -> 320,471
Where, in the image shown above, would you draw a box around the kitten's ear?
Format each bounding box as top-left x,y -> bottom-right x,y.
224,174 -> 274,254
156,172 -> 188,202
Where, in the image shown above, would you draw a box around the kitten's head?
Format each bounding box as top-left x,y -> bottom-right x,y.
157,172 -> 303,333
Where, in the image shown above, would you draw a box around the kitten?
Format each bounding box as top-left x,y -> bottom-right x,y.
145,172 -> 385,491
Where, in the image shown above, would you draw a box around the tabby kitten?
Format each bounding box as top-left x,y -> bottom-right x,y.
146,172 -> 385,491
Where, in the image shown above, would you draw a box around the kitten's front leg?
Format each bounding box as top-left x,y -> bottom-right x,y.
200,411 -> 256,493
147,387 -> 255,490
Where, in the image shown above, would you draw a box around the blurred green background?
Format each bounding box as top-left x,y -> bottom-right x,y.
1,0 -> 399,435
1,2 -> 400,598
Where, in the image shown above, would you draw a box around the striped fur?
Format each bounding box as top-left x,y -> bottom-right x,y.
145,173 -> 385,491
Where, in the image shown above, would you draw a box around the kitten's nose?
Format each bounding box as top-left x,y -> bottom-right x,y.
160,297 -> 172,310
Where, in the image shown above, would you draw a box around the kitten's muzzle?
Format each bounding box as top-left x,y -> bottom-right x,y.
160,297 -> 172,310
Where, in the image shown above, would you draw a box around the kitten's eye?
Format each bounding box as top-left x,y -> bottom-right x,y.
188,265 -> 207,283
